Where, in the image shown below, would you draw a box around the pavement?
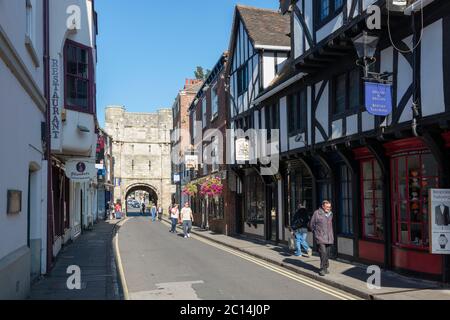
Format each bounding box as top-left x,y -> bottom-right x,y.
161,217 -> 450,300
115,217 -> 357,300
29,220 -> 122,300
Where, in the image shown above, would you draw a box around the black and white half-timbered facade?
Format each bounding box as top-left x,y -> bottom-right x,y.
226,5 -> 290,241
255,0 -> 450,281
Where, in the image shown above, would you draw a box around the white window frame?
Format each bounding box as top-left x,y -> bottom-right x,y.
211,85 -> 219,121
25,0 -> 39,67
202,98 -> 207,129
192,110 -> 197,139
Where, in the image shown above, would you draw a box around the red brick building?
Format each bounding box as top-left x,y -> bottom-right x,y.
187,53 -> 236,235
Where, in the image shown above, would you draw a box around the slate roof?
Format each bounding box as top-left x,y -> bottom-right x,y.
237,5 -> 291,48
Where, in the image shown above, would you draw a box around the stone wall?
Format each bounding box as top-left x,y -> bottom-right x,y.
105,106 -> 173,213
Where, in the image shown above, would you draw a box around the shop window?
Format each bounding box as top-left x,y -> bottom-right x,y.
245,173 -> 265,224
316,162 -> 332,204
338,164 -> 354,236
361,159 -> 384,240
392,152 -> 439,249
209,197 -> 224,220
65,41 -> 92,112
286,165 -> 313,227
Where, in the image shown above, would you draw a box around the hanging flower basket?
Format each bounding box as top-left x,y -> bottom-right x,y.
200,176 -> 223,199
182,183 -> 198,197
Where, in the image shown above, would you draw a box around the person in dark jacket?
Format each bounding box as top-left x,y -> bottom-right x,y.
290,202 -> 312,257
310,200 -> 334,277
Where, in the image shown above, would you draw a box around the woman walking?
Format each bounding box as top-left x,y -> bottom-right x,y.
170,204 -> 180,233
180,202 -> 194,238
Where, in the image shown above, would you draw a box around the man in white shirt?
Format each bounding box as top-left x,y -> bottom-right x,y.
180,202 -> 194,238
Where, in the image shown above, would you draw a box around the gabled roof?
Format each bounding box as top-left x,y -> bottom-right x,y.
236,5 -> 290,49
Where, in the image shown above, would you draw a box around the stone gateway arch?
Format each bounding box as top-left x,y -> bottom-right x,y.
105,106 -> 173,215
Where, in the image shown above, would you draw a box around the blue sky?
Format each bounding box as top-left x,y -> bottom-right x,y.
96,0 -> 279,127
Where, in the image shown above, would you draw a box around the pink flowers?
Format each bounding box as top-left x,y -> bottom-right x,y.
200,177 -> 223,198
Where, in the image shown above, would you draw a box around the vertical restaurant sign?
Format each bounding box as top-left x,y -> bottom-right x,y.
429,189 -> 450,255
365,82 -> 393,116
51,58 -> 62,150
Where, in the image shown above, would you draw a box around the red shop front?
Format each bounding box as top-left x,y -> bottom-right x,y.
354,136 -> 447,277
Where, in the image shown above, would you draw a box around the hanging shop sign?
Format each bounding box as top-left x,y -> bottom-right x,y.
429,189 -> 450,255
235,138 -> 250,162
185,155 -> 199,170
365,82 -> 393,116
173,174 -> 181,183
65,159 -> 97,182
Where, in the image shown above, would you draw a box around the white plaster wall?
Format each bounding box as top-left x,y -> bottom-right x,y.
49,0 -> 96,155
0,59 -> 46,264
421,19 -> 445,117
316,14 -> 344,43
0,0 -> 44,91
263,52 -> 276,89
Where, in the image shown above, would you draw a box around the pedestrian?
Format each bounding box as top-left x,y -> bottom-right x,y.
141,202 -> 146,216
170,204 -> 180,233
180,202 -> 194,239
158,205 -> 163,221
290,202 -> 313,258
151,204 -> 157,222
309,200 -> 334,277
114,200 -> 122,220
109,202 -> 115,220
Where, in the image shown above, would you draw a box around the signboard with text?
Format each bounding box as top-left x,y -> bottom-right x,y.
365,82 -> 393,116
185,155 -> 198,170
236,138 -> 250,162
65,159 -> 97,182
429,189 -> 450,255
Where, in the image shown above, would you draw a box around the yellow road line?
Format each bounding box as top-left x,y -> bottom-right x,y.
192,235 -> 358,300
114,219 -> 130,300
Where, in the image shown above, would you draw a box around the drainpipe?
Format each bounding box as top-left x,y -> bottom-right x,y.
411,10 -> 421,137
43,0 -> 53,272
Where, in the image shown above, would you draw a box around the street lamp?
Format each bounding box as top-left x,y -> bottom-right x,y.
386,0 -> 411,12
352,31 -> 379,79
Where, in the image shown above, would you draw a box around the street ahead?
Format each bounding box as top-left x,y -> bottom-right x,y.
116,217 -> 359,300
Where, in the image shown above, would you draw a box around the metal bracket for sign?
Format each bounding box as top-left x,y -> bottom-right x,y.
363,71 -> 394,85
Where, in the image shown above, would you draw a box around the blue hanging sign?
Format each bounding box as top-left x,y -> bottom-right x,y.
365,82 -> 393,116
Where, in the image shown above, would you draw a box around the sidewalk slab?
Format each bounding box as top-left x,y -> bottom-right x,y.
165,218 -> 450,300
29,220 -> 121,300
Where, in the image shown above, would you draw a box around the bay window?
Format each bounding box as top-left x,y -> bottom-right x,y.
392,152 -> 439,249
65,41 -> 92,112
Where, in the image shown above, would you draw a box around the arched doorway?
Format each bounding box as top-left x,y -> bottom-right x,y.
124,184 -> 158,217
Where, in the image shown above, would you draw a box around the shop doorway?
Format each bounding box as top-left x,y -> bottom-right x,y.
267,183 -> 278,242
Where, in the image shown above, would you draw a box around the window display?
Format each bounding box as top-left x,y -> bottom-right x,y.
361,159 -> 384,240
392,152 -> 439,249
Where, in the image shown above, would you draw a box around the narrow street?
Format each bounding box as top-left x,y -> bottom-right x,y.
116,218 -> 358,300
